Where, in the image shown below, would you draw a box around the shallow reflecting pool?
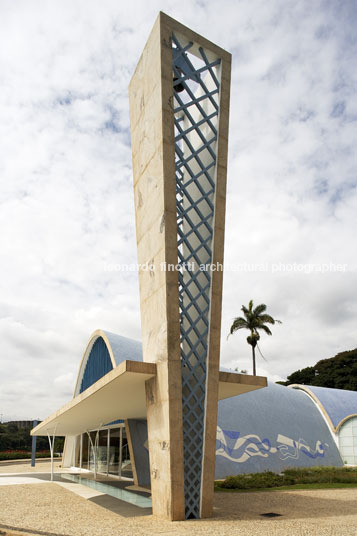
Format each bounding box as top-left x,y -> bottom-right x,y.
62,473 -> 152,508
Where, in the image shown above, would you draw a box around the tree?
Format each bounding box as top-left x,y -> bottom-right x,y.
0,422 -> 64,452
279,348 -> 357,390
229,300 -> 281,376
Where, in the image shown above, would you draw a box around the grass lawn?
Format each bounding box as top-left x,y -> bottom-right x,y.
214,467 -> 357,492
215,482 -> 357,493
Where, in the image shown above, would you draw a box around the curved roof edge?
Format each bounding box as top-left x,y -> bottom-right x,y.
289,384 -> 336,432
74,329 -> 142,396
336,413 -> 357,432
289,384 -> 357,432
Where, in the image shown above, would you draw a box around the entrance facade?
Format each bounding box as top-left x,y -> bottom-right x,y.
338,417 -> 357,466
75,424 -> 132,478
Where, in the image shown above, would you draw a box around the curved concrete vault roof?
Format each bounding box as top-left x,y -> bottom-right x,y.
215,381 -> 343,477
290,384 -> 357,432
74,329 -> 142,396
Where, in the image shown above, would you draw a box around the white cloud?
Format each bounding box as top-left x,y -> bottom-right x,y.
0,0 -> 356,420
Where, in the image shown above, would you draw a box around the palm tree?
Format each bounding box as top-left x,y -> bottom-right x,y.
228,300 -> 281,376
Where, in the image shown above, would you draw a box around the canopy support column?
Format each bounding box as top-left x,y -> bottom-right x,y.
31,419 -> 38,467
47,426 -> 57,482
119,426 -> 123,478
86,426 -> 101,481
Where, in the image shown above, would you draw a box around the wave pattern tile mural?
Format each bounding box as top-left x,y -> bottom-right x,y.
216,426 -> 328,464
214,382 -> 343,476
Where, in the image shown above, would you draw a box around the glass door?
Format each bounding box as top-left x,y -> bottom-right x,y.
88,431 -> 97,472
120,428 -> 133,478
108,428 -> 120,475
81,433 -> 89,470
97,429 -> 108,473
77,426 -> 132,477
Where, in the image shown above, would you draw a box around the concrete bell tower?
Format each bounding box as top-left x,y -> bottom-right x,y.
129,12 -> 231,520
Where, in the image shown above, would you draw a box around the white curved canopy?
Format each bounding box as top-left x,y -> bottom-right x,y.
31,362 -> 266,436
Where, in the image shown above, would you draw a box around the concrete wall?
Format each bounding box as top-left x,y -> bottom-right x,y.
126,419 -> 151,487
129,12 -> 185,520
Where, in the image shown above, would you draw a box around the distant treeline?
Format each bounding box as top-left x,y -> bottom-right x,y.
0,422 -> 64,452
278,348 -> 357,391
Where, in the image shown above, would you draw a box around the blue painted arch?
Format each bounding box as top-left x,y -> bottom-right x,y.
79,337 -> 113,393
74,329 -> 142,396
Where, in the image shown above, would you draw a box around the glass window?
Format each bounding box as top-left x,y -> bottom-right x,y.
76,426 -> 133,477
339,417 -> 357,465
120,428 -> 133,478
108,428 -> 120,475
81,433 -> 89,470
88,431 -> 97,472
97,429 -> 108,473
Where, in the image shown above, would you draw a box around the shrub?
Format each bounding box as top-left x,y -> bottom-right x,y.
216,466 -> 357,490
282,466 -> 357,484
0,450 -> 57,461
218,471 -> 287,489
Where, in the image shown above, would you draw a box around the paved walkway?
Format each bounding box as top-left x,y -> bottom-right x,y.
1,462 -> 357,536
0,459 -> 63,474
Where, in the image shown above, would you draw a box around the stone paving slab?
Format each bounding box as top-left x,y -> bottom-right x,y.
1,463 -> 357,535
1,482 -> 357,536
0,462 -> 63,474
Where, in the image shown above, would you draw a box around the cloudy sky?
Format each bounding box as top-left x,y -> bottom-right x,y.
0,0 -> 356,421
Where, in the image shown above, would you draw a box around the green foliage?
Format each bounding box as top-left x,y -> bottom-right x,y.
229,300 -> 281,375
0,423 -> 64,452
216,466 -> 357,490
229,300 -> 280,342
0,450 -> 56,461
280,348 -> 357,390
218,471 -> 288,489
282,466 -> 357,484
